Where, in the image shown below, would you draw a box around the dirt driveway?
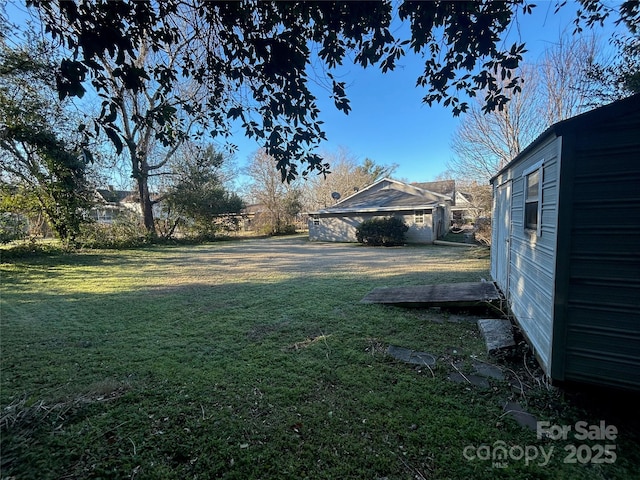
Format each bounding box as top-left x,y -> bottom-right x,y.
181,235 -> 491,286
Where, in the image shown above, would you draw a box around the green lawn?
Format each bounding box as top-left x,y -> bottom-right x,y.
1,237 -> 638,479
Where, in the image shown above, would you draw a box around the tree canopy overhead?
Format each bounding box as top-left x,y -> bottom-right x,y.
27,0 -> 638,182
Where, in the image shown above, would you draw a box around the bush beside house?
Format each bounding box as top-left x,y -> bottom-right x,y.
356,217 -> 408,246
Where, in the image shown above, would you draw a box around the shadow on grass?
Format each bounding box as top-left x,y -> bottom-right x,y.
2,243 -> 638,479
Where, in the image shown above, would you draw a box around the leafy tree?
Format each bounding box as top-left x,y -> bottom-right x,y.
357,158 -> 397,183
0,183 -> 48,239
0,30 -> 92,244
19,0 -> 637,238
162,145 -> 244,238
0,184 -> 28,243
27,0 -> 633,185
586,32 -> 640,102
0,213 -> 26,244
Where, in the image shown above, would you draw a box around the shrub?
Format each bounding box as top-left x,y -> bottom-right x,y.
76,217 -> 150,249
0,238 -> 70,261
275,224 -> 298,236
355,217 -> 408,246
474,217 -> 492,246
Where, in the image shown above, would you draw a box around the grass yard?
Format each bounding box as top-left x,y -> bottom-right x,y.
1,236 -> 638,479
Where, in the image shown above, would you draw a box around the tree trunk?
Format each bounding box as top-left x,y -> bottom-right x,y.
131,147 -> 156,237
136,175 -> 156,236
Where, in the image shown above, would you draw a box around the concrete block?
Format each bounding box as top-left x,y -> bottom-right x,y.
477,319 -> 515,354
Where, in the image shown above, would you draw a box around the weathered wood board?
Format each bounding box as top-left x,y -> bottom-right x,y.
361,281 -> 501,307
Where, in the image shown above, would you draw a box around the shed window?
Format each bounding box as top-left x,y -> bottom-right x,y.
414,210 -> 424,224
524,168 -> 541,233
312,215 -> 320,226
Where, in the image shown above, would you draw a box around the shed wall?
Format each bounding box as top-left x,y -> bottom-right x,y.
554,115 -> 640,389
492,136 -> 562,373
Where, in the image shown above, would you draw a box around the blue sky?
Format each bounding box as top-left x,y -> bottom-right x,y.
229,1 -> 626,184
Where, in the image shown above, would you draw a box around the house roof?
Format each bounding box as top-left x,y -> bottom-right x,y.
490,93 -> 640,182
453,190 -> 474,206
411,180 -> 455,197
242,204 -> 264,215
96,188 -> 137,204
310,178 -> 451,214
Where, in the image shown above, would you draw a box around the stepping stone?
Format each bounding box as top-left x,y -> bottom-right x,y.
387,345 -> 436,366
472,361 -> 505,380
447,372 -> 490,389
503,401 -> 538,431
477,319 -> 515,354
446,314 -> 480,324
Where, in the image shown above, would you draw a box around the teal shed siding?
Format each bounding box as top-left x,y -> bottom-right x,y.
551,103 -> 640,390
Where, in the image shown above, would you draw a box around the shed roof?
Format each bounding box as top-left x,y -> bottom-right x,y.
310,178 -> 451,214
490,93 -> 640,183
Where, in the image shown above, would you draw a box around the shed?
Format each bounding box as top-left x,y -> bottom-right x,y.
308,178 -> 450,243
490,93 -> 640,390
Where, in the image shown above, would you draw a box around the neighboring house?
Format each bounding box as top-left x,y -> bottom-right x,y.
412,180 -> 485,225
411,180 -> 455,197
92,187 -> 140,224
238,203 -> 263,232
308,178 -> 451,243
450,190 -> 476,225
490,93 -> 640,391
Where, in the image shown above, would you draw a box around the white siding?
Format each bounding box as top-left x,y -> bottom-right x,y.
309,211 -> 433,243
309,215 -> 365,242
491,136 -> 562,372
406,211 -> 434,243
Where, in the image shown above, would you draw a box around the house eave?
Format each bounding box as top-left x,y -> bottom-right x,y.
309,204 -> 439,215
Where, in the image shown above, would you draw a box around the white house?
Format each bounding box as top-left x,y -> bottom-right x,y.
92,187 -> 140,224
490,93 -> 640,390
308,178 -> 451,244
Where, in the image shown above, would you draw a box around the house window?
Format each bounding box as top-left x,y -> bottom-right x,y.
312,215 -> 320,226
524,167 -> 541,233
414,210 -> 424,224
